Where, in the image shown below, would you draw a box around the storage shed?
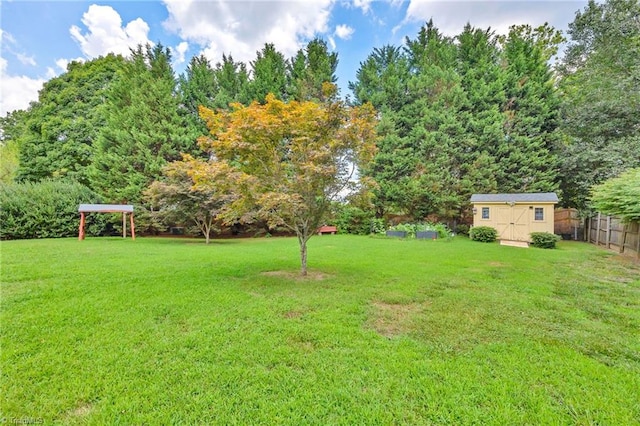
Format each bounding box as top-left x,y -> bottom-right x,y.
470,193 -> 559,242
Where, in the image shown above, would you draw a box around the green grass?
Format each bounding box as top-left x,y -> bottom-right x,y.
1,235 -> 639,424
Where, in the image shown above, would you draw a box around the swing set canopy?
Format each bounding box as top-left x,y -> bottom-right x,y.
78,204 -> 134,213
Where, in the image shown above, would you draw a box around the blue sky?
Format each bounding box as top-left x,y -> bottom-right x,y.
1,0 -> 588,116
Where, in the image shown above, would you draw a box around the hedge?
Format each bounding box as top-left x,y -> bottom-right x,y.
0,180 -> 108,240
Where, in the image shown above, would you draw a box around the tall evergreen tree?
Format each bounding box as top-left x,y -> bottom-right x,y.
496,25 -> 562,193
178,54 -> 217,148
11,54 -> 125,185
0,109 -> 27,183
401,21 -> 475,220
350,45 -> 412,216
349,45 -> 410,112
288,38 -> 338,101
212,54 -> 250,109
90,44 -> 195,203
351,20 -> 563,221
557,0 -> 640,209
349,45 -> 412,216
179,55 -> 216,115
247,43 -> 288,103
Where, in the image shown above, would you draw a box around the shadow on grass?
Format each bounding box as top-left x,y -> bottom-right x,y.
95,236 -> 246,246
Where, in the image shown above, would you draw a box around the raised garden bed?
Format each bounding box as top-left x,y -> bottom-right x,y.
416,230 -> 438,240
386,230 -> 407,238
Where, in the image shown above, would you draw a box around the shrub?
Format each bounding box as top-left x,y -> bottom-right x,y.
0,180 -> 108,240
387,223 -> 414,237
455,224 -> 470,236
590,167 -> 640,222
530,232 -> 560,249
469,226 -> 497,243
333,204 -> 383,235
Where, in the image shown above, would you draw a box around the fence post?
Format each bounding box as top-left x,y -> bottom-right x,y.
586,217 -> 590,242
595,212 -> 601,245
606,215 -> 611,249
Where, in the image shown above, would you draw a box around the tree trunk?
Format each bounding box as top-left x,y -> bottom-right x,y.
200,220 -> 211,244
299,237 -> 308,276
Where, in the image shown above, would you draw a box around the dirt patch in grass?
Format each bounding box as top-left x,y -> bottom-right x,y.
261,270 -> 330,281
66,402 -> 94,419
283,310 -> 303,319
488,261 -> 506,267
368,301 -> 426,338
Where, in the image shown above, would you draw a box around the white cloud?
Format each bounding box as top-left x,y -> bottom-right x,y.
2,30 -> 38,67
172,41 -> 189,64
335,24 -> 355,40
70,4 -> 152,59
402,0 -> 586,37
56,58 -> 70,72
0,30 -> 16,45
54,57 -> 85,73
45,67 -> 57,79
162,0 -> 333,65
16,53 -> 36,66
328,36 -> 337,50
0,57 -> 45,116
354,0 -> 373,14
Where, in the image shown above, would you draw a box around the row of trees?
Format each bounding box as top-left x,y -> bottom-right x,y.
348,0 -> 639,219
350,21 -> 563,221
1,39 -> 339,204
1,0 -> 638,241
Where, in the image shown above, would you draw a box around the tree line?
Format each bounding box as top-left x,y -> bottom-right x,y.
1,0 -> 638,237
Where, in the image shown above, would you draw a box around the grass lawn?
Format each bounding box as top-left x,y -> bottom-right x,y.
1,235 -> 639,424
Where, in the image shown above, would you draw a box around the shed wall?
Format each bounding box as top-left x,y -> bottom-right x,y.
472,202 -> 555,241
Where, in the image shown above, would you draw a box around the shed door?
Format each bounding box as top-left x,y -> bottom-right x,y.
495,205 -> 530,241
512,206 -> 529,241
496,207 -> 513,240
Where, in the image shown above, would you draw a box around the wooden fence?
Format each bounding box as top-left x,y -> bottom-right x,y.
554,208 -> 583,240
586,213 -> 640,258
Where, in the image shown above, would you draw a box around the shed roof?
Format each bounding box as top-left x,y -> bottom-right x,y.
470,193 -> 559,203
79,204 -> 134,213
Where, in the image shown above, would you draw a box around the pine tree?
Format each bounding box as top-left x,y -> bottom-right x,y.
13,54 -> 126,185
247,43 -> 288,103
456,24 -> 502,198
212,54 -> 250,109
288,38 -> 338,101
178,54 -> 217,150
402,24 -> 472,220
90,44 -> 196,203
349,45 -> 410,112
497,25 -> 562,193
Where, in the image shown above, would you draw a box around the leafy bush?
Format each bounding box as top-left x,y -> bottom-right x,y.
333,204 -> 383,235
387,222 -> 451,239
590,167 -> 640,222
530,232 -> 561,249
455,224 -> 470,236
469,226 -> 497,243
0,180 -> 108,240
370,218 -> 387,235
387,223 -> 414,236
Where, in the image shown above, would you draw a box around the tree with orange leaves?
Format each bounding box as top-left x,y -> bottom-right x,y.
197,84 -> 377,275
146,154 -> 239,244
